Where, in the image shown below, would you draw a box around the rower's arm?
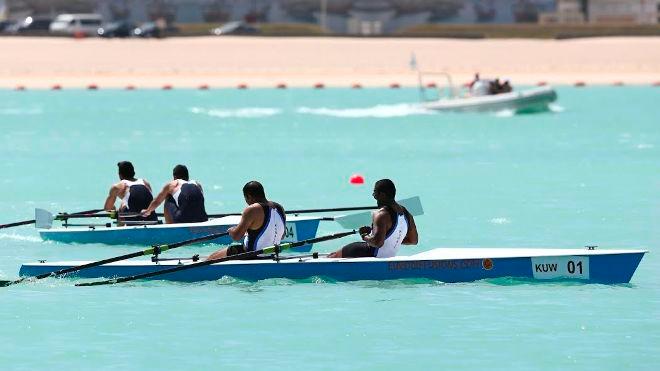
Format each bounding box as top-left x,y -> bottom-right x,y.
228,205 -> 257,241
103,185 -> 119,211
142,182 -> 173,214
362,211 -> 389,248
402,210 -> 418,245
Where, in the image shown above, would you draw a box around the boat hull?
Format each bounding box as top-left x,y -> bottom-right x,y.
424,86 -> 557,113
38,215 -> 321,251
19,248 -> 646,284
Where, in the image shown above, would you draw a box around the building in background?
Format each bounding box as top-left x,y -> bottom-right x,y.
2,0 -> 658,32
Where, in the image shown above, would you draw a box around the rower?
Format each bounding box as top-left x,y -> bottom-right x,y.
104,161 -> 157,223
141,164 -> 208,224
328,179 -> 418,258
206,181 -> 285,260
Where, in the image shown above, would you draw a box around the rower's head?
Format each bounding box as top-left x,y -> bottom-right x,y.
243,181 -> 266,204
373,179 -> 396,204
173,164 -> 189,181
117,161 -> 135,180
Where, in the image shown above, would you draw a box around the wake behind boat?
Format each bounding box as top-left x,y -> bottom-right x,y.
20,247 -> 646,285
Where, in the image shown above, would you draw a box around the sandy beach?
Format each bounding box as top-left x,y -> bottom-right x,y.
2,36 -> 659,88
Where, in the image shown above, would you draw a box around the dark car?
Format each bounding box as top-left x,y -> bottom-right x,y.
210,21 -> 259,36
7,16 -> 52,34
132,22 -> 178,38
0,20 -> 15,32
97,21 -> 134,38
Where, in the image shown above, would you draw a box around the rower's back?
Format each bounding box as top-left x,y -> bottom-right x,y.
244,201 -> 286,251
374,203 -> 410,258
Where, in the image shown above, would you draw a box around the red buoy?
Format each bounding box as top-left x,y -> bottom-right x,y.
351,83 -> 362,89
536,81 -> 547,86
15,85 -> 25,91
652,81 -> 660,87
613,81 -> 624,86
314,83 -> 325,89
574,81 -> 586,87
198,84 -> 209,90
52,84 -> 62,90
389,83 -> 400,89
276,83 -> 287,89
125,85 -> 135,90
349,174 -> 365,185
162,84 -> 173,90
426,82 -> 437,88
87,83 -> 98,90
237,83 -> 248,89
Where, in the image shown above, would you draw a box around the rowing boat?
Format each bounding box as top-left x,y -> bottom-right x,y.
20,247 -> 646,284
38,214 -> 321,249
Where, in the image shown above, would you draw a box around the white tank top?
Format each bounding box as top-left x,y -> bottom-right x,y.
120,179 -> 147,209
244,207 -> 285,251
375,212 -> 409,258
171,179 -> 201,207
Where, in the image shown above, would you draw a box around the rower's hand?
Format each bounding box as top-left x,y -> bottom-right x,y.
359,226 -> 371,237
140,209 -> 151,217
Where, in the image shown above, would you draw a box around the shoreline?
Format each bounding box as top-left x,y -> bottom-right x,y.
2,36 -> 659,88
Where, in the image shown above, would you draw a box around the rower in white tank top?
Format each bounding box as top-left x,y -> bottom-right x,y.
375,211 -> 409,258
119,178 -> 149,210
171,179 -> 202,207
244,202 -> 286,251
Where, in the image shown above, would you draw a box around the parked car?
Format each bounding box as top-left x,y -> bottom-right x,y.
0,20 -> 15,32
132,22 -> 178,38
50,14 -> 103,36
97,20 -> 134,38
210,21 -> 259,36
7,16 -> 52,34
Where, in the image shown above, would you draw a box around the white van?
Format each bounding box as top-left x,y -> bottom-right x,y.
49,14 -> 103,36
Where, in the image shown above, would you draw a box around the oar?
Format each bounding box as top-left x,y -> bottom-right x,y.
76,230 -> 357,287
0,231 -> 230,287
0,208 -> 104,230
332,196 -> 423,229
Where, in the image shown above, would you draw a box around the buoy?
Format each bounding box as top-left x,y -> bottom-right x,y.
351,83 -> 362,89
536,81 -> 547,86
349,174 -> 365,185
652,81 -> 660,87
198,84 -> 209,90
162,84 -> 173,90
15,85 -> 25,91
52,84 -> 62,90
574,81 -> 586,87
237,83 -> 248,89
426,82 -> 436,88
389,83 -> 400,89
125,85 -> 135,90
613,81 -> 624,86
276,83 -> 287,89
314,83 -> 324,89
87,84 -> 98,90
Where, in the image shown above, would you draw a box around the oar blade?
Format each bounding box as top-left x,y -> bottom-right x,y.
334,196 -> 423,229
35,208 -> 54,229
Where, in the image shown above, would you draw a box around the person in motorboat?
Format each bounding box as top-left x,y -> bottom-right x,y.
328,179 -> 418,258
104,161 -> 158,224
470,75 -> 491,97
206,181 -> 286,260
141,164 -> 208,224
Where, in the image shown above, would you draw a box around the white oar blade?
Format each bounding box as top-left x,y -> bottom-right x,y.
334,196 -> 423,229
35,208 -> 54,229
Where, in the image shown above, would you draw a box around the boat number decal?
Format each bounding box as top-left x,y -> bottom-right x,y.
283,223 -> 297,241
531,256 -> 590,280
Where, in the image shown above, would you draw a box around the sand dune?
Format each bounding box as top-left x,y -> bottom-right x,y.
1,36 -> 659,88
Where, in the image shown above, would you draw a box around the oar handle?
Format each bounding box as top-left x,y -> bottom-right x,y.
77,230 -> 357,286
0,219 -> 36,229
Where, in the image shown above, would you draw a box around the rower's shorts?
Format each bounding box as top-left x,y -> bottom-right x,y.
226,244 -> 247,257
341,242 -> 377,258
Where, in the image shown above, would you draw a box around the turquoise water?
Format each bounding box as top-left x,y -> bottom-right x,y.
0,87 -> 658,370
